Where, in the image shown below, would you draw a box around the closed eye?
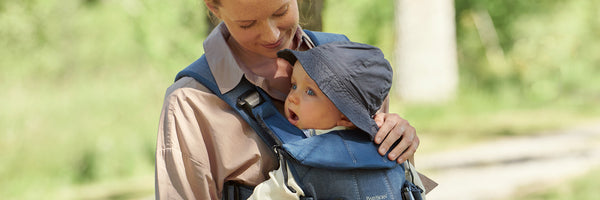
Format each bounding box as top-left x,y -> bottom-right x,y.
273,5 -> 288,17
239,21 -> 255,29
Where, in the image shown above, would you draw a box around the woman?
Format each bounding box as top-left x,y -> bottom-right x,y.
155,0 -> 420,199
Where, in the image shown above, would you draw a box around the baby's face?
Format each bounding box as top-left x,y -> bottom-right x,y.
284,62 -> 344,130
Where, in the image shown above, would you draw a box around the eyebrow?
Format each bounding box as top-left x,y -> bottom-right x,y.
303,76 -> 318,88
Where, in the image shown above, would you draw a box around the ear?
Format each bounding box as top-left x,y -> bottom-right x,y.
205,1 -> 221,19
336,115 -> 355,128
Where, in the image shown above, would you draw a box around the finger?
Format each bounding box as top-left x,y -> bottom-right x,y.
373,113 -> 387,144
397,137 -> 419,164
374,113 -> 385,128
396,128 -> 419,163
386,126 -> 413,161
377,122 -> 403,155
396,143 -> 417,164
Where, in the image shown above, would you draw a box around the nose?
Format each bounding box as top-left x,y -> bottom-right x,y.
260,19 -> 280,43
287,90 -> 299,104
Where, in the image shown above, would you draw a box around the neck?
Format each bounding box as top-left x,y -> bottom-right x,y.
226,37 -> 276,76
226,36 -> 293,95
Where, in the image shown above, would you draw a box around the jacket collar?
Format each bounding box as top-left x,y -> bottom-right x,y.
203,23 -> 245,95
203,23 -> 311,100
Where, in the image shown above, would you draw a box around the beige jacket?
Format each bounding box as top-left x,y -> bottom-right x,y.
155,23 -> 310,199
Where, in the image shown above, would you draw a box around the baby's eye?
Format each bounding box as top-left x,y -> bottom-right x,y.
291,84 -> 297,90
307,89 -> 316,96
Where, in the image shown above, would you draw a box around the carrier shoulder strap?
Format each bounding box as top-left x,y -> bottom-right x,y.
174,30 -> 349,148
303,30 -> 349,46
174,54 -> 280,148
175,31 -> 348,200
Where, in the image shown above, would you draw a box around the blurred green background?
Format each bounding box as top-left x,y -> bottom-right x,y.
1,0 -> 599,199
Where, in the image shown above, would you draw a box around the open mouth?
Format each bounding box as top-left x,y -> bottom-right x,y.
287,109 -> 299,125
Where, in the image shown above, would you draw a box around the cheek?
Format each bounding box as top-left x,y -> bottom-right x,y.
281,13 -> 299,29
321,102 -> 343,121
229,27 -> 258,46
221,18 -> 258,45
287,1 -> 300,24
280,16 -> 299,35
276,3 -> 299,33
304,101 -> 339,121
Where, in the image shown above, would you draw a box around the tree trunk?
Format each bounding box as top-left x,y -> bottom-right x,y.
394,0 -> 458,103
299,0 -> 324,31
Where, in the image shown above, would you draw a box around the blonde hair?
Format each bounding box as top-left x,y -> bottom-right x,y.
207,0 -> 306,9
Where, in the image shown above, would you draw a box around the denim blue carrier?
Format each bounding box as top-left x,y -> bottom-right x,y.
175,30 -> 421,200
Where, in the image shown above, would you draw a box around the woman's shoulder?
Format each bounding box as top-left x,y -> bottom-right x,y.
303,30 -> 350,46
164,77 -> 211,99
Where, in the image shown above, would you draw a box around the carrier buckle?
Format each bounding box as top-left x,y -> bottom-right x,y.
237,90 -> 263,109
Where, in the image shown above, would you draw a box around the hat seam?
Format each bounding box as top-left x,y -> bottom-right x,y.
312,49 -> 367,113
311,50 -> 375,135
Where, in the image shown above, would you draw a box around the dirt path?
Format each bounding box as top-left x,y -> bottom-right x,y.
418,121 -> 600,200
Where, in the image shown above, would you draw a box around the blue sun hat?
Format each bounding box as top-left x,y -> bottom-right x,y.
278,41 -> 393,139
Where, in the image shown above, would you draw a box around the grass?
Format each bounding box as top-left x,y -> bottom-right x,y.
0,68 -> 164,199
510,167 -> 600,200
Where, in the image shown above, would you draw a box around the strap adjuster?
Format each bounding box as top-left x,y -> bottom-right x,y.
236,90 -> 263,113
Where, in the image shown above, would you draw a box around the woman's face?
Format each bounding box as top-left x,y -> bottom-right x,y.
211,0 -> 299,58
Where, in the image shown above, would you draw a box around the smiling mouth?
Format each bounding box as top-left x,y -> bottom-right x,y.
287,109 -> 299,125
263,38 -> 283,49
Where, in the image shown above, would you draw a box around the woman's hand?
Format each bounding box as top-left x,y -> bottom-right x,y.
373,113 -> 419,163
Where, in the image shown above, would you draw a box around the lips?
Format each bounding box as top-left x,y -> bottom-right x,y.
287,108 -> 299,125
263,38 -> 283,49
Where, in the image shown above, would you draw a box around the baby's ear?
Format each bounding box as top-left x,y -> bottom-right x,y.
337,115 -> 355,128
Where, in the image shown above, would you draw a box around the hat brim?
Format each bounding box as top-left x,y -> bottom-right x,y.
276,43 -> 386,139
277,49 -> 298,66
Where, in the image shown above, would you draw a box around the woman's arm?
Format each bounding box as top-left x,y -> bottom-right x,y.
156,83 -> 219,199
155,77 -> 278,199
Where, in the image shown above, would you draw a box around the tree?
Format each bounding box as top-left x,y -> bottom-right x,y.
394,0 -> 458,103
299,0 -> 324,31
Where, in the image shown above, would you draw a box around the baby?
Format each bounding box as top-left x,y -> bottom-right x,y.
250,41 -> 424,200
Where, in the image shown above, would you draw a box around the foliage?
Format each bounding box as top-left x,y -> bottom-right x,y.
322,0 -> 396,54
454,0 -> 600,104
0,0 -> 599,199
0,0 -> 207,198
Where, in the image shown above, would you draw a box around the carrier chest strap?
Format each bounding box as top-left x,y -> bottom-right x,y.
175,30 -> 349,151
175,30 -> 349,200
176,56 -> 280,149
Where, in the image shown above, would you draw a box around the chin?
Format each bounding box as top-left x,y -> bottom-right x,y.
264,51 -> 280,59
259,47 -> 283,58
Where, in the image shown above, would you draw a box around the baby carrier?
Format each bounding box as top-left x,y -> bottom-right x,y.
175,30 -> 423,200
